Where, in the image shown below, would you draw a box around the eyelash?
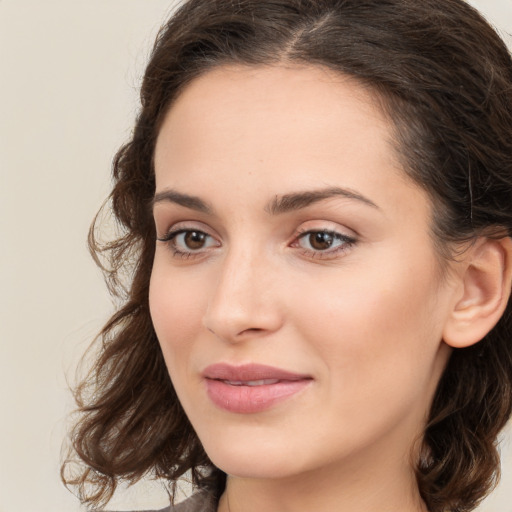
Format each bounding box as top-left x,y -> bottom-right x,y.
292,229 -> 356,259
157,228 -> 219,259
157,227 -> 356,260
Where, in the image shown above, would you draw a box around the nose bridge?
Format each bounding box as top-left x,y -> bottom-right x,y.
203,240 -> 281,341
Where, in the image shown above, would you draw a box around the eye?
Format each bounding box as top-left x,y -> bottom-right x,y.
175,230 -> 211,250
157,228 -> 220,257
293,229 -> 356,258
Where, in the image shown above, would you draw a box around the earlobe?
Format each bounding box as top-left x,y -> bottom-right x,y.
443,236 -> 512,349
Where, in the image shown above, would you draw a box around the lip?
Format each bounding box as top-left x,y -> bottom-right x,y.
202,363 -> 313,414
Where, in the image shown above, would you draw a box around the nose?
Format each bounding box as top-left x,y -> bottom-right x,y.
202,247 -> 284,343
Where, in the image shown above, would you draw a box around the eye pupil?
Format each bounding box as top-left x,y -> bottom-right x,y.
310,232 -> 334,250
184,231 -> 206,249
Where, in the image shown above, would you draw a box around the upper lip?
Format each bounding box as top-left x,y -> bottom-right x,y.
202,363 -> 312,382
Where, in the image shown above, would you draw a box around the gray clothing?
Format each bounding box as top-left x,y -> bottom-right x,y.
106,491 -> 217,512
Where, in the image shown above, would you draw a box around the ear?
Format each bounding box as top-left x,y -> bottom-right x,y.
443,236 -> 512,348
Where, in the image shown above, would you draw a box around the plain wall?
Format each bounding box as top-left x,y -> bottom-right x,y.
1,1 -> 511,511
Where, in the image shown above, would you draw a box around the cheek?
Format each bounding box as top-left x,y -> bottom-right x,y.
149,262 -> 208,368
290,253 -> 445,391
285,261 -> 447,451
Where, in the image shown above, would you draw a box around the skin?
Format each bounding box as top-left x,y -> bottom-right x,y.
149,65 -> 465,512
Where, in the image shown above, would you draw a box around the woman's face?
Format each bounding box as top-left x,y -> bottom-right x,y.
150,65 -> 456,481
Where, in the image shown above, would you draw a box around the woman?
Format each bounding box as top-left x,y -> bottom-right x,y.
63,1 -> 512,511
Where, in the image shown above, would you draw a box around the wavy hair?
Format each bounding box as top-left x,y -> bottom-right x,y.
62,1 -> 512,511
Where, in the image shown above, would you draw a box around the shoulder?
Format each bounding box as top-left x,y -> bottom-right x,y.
100,490 -> 217,512
172,490 -> 217,512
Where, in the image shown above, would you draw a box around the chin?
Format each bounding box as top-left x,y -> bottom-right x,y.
197,426 -> 309,479
208,449 -> 302,480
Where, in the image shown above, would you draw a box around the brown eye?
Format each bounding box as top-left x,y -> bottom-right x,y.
294,229 -> 356,257
184,231 -> 207,249
308,232 -> 334,250
158,228 -> 220,256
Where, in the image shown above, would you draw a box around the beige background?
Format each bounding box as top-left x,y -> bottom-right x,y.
1,1 -> 511,511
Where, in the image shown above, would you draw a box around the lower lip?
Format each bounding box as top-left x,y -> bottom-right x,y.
205,379 -> 311,414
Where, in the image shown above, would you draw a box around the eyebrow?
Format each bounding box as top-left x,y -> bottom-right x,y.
265,186 -> 379,214
152,189 -> 212,213
152,186 -> 379,215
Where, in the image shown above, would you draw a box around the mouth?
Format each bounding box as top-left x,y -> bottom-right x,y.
202,363 -> 313,414
220,379 -> 281,386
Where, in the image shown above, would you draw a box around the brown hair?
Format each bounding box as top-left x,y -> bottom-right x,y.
62,1 -> 512,511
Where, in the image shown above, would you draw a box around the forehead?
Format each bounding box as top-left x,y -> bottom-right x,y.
153,64 -> 427,222
156,64 -> 387,139
155,65 -> 400,178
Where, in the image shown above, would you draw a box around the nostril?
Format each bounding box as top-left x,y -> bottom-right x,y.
207,325 -> 265,341
203,292 -> 283,342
